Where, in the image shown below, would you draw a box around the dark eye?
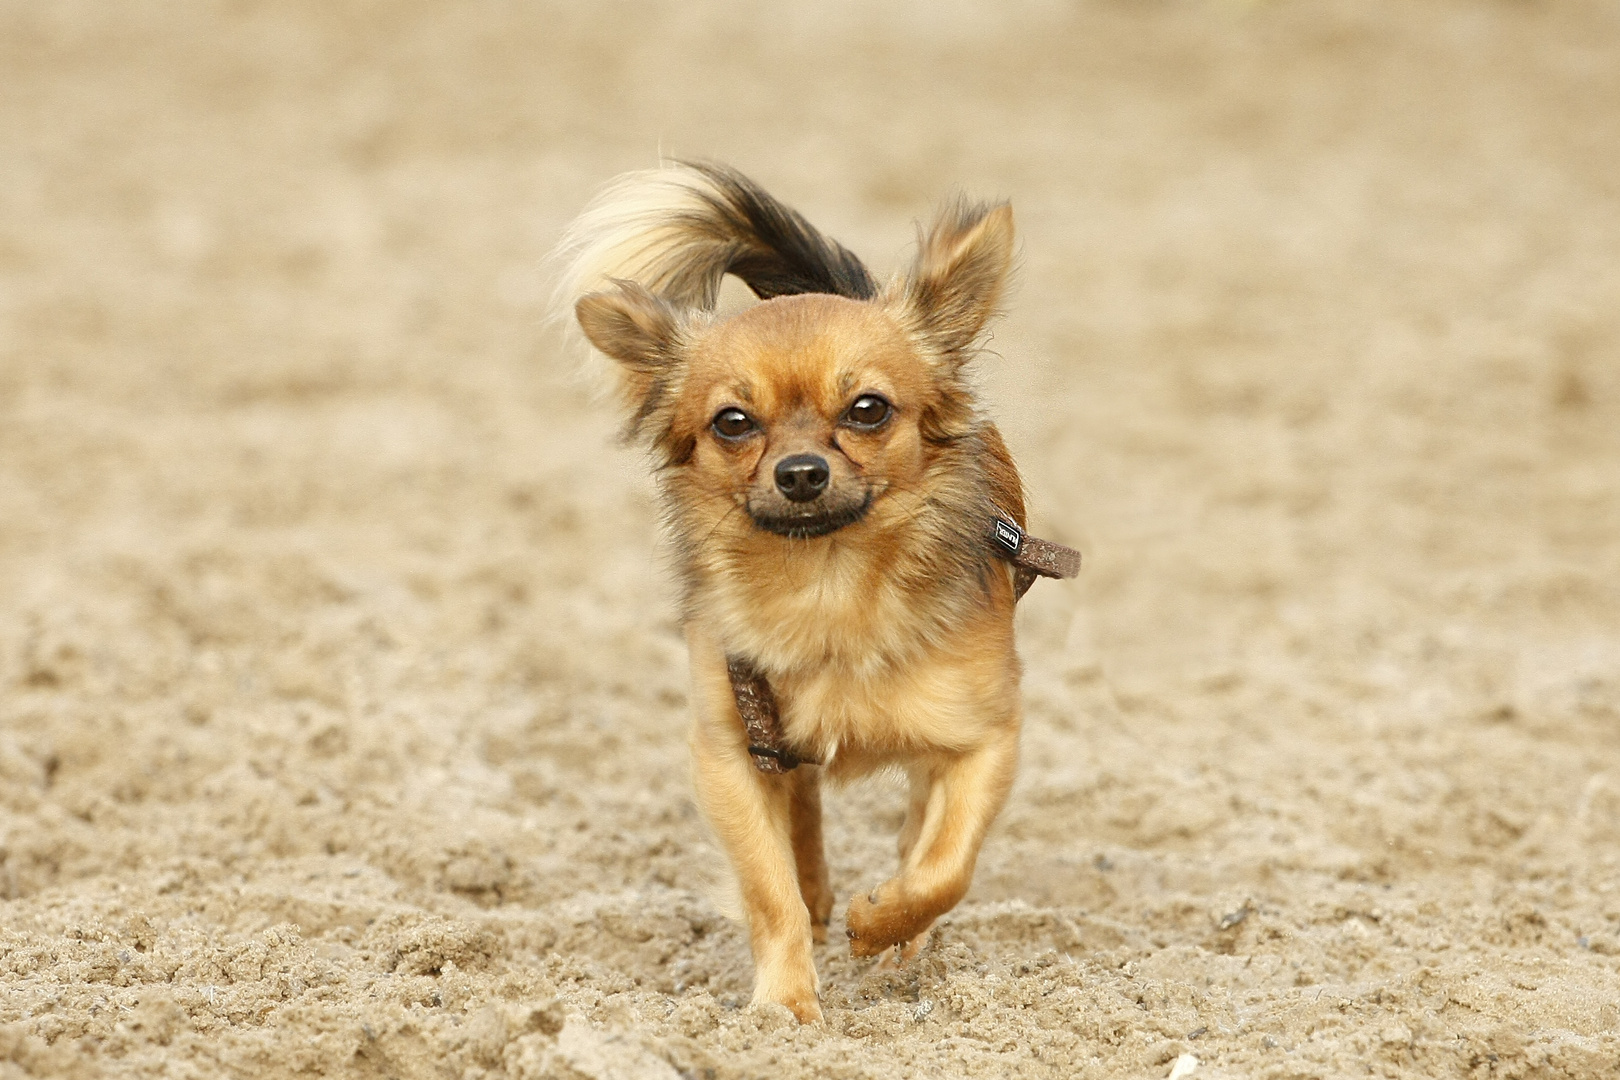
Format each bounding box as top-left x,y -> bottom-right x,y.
711,407 -> 757,440
844,394 -> 892,430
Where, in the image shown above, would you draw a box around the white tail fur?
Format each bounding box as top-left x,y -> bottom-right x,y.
548,161 -> 879,386
549,163 -> 747,320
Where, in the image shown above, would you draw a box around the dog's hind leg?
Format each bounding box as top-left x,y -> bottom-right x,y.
789,768 -> 834,942
896,766 -> 931,864
845,721 -> 1020,958
687,631 -> 821,1023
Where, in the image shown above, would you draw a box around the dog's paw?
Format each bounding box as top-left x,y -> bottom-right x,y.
845,879 -> 921,958
754,991 -> 822,1025
752,953 -> 822,1024
788,994 -> 823,1025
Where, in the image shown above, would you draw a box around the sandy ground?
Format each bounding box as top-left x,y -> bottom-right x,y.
2,2 -> 1619,1077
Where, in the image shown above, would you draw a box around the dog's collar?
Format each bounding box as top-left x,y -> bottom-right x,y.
729,518 -> 1080,774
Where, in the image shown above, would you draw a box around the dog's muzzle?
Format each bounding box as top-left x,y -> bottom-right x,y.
749,491 -> 872,539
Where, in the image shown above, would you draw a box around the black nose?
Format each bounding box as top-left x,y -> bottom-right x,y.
774,454 -> 830,503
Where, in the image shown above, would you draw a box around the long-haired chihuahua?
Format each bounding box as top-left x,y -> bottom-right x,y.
552,162 -> 1073,1023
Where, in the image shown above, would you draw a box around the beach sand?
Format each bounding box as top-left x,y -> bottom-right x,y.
3,2 -> 1619,1076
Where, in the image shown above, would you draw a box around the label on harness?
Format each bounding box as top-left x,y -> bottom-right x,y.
991,517 -> 1024,556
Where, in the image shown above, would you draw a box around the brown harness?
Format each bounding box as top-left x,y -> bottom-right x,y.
730,516 -> 1080,774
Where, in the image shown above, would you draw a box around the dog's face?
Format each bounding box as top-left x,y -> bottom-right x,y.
675,296 -> 932,539
574,201 -> 1014,545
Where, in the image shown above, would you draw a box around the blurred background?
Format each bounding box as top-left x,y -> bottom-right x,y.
2,2 -> 1618,1077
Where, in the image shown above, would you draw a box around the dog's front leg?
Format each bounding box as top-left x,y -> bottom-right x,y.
687,632 -> 821,1022
845,722 -> 1019,958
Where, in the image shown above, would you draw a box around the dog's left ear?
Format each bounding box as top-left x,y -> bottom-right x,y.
899,200 -> 1015,362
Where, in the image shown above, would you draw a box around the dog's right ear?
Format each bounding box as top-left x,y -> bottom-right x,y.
575,281 -> 685,435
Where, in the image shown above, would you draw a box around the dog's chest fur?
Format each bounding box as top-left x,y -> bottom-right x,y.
690,536 -> 1019,771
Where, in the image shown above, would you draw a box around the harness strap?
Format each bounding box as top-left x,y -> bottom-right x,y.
728,655 -> 818,773
990,516 -> 1082,599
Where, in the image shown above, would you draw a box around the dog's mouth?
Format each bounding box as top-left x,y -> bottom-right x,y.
749,493 -> 872,539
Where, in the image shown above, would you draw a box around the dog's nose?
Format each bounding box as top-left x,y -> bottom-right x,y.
774,454 -> 830,502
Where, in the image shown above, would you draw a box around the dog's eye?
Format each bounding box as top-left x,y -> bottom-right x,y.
711,407 -> 757,440
843,394 -> 892,430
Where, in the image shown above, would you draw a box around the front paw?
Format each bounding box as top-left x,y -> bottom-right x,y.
752,947 -> 822,1023
784,991 -> 823,1024
845,880 -> 919,958
753,989 -> 823,1024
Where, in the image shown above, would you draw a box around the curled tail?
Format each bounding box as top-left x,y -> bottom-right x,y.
551,160 -> 877,315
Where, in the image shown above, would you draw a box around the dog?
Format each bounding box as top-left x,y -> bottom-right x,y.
552,162 -> 1073,1023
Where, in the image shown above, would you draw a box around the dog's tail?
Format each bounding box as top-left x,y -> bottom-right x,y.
550,160 -> 878,316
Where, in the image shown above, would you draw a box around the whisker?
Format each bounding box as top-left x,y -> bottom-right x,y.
688,499 -> 745,556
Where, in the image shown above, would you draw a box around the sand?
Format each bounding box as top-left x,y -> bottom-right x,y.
3,2 -> 1619,1077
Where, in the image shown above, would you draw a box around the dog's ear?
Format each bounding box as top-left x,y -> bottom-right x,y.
576,279 -> 679,377
901,200 -> 1015,362
575,281 -> 685,428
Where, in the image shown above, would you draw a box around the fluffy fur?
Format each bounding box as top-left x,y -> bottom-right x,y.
555,161 -> 1029,1023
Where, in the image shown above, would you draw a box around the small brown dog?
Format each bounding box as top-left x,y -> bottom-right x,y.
554,162 -> 1072,1023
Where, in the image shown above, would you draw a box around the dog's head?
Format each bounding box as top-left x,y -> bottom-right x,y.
574,200 -> 1014,542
